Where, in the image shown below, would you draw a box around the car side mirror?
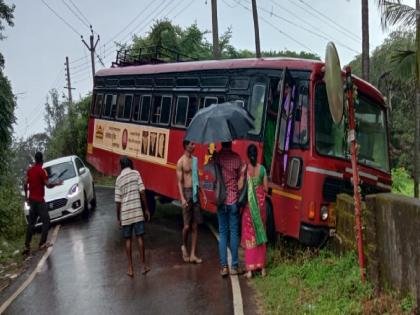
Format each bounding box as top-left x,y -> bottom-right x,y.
79,167 -> 86,175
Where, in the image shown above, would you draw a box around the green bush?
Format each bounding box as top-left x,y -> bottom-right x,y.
392,167 -> 415,196
0,173 -> 25,239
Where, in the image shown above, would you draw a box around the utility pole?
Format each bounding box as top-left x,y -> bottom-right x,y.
82,25 -> 100,82
211,0 -> 220,59
251,0 -> 261,58
361,0 -> 369,81
64,56 -> 75,105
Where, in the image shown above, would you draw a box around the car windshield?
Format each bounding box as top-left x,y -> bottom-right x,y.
315,83 -> 390,172
45,161 -> 76,182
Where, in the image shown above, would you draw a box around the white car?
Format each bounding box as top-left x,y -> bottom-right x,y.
24,155 -> 96,225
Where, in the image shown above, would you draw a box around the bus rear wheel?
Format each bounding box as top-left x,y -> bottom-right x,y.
265,199 -> 276,244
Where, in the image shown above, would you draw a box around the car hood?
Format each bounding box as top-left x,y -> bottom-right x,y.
45,177 -> 79,201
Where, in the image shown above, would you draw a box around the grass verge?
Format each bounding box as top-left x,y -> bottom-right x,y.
90,168 -> 116,187
252,239 -> 416,315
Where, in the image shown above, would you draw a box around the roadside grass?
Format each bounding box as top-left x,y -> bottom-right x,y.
252,239 -> 416,315
90,168 -> 116,187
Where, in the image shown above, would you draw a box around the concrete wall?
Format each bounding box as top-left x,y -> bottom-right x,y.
335,193 -> 420,306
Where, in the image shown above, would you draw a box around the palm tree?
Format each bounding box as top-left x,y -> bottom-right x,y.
377,0 -> 420,197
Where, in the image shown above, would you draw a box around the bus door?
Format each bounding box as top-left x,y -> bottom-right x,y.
270,70 -> 297,186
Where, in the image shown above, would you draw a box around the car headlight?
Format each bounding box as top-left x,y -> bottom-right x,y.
320,205 -> 329,221
68,183 -> 79,197
24,201 -> 30,211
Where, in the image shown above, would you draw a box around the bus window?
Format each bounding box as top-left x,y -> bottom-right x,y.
92,94 -> 103,117
117,94 -> 133,120
292,82 -> 309,147
187,96 -> 199,126
151,95 -> 172,125
201,76 -> 228,87
102,94 -> 115,118
160,96 -> 172,124
132,95 -> 141,121
110,95 -> 118,118
230,78 -> 249,90
174,96 -> 189,126
139,95 -> 152,122
248,83 -> 266,135
202,96 -> 218,108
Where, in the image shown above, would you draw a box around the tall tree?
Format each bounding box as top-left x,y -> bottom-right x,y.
0,0 -> 15,175
44,89 -> 66,135
377,0 -> 420,197
362,0 -> 370,81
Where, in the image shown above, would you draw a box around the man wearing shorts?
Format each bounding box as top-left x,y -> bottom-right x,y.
176,140 -> 207,263
115,156 -> 151,277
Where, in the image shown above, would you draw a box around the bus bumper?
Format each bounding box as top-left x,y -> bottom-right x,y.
299,223 -> 329,247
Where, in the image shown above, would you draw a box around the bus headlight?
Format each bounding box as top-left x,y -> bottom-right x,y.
320,205 -> 329,221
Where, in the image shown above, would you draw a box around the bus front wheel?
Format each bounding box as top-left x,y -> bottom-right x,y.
265,199 -> 276,244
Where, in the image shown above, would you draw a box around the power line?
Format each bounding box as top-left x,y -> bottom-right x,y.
61,0 -> 90,29
256,1 -> 359,54
101,0 -> 170,59
293,0 -> 361,42
99,0 -> 173,65
68,0 -> 91,27
269,0 -> 360,46
102,0 -> 157,48
40,0 -> 81,37
227,0 -> 314,53
171,0 -> 195,20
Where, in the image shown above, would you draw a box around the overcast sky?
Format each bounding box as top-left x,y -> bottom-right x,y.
2,0 -> 408,139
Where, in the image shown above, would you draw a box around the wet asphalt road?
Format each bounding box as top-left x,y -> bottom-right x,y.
3,187 -> 258,315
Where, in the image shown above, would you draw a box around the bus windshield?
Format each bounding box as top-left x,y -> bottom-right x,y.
315,83 -> 389,172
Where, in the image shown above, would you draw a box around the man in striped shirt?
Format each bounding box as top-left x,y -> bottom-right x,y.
115,156 -> 151,277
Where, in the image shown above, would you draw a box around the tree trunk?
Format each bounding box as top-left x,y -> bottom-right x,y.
361,0 -> 369,81
415,0 -> 420,198
251,0 -> 261,58
211,0 -> 220,59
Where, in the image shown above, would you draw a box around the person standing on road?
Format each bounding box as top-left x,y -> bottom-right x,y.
115,156 -> 151,277
176,139 -> 207,264
23,152 -> 63,255
238,144 -> 268,279
215,141 -> 243,277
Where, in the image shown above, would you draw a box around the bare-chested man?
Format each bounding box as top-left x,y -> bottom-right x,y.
176,139 -> 207,263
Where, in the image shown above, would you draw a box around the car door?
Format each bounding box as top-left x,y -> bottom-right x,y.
75,157 -> 91,199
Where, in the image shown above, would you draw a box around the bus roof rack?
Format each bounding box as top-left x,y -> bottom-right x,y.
112,45 -> 198,67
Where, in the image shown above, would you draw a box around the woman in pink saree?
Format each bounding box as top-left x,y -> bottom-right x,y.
239,144 -> 268,279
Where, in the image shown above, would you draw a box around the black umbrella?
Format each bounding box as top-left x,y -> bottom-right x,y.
185,101 -> 254,144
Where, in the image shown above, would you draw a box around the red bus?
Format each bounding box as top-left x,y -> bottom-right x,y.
86,57 -> 391,246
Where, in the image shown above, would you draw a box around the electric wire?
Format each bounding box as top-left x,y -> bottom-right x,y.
293,0 -> 361,42
228,0 -> 314,53
40,0 -> 82,37
255,0 -> 359,54
68,0 -> 91,27
61,0 -> 90,29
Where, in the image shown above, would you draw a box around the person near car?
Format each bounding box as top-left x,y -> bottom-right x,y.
176,139 -> 207,264
215,141 -> 243,277
115,156 -> 151,277
23,152 -> 63,255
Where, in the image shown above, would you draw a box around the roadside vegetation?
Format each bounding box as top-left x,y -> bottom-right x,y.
253,241 -> 416,315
